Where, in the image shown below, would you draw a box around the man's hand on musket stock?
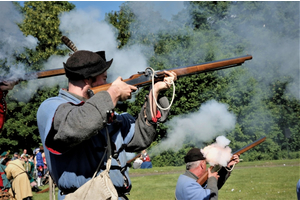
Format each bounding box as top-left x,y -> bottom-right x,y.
108,77 -> 137,105
227,154 -> 240,168
0,81 -> 19,91
208,167 -> 219,180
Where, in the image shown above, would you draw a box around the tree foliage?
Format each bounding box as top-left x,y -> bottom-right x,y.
19,1 -> 75,67
105,2 -> 135,48
0,2 -> 74,154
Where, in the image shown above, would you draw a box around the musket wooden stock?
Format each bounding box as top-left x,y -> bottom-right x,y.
35,68 -> 65,79
196,136 -> 266,186
91,55 -> 253,94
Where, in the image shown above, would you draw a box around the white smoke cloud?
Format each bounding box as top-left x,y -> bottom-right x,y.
1,3 -> 152,102
0,2 -> 40,102
0,2 -> 38,77
152,1 -> 185,21
12,55 -> 69,102
127,2 -> 188,34
126,1 -> 299,101
58,8 -> 150,83
151,100 -> 236,155
227,2 -> 299,100
10,4 -> 153,102
201,135 -> 232,166
0,2 -> 37,63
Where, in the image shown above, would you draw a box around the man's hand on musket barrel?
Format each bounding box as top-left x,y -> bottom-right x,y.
153,70 -> 177,92
227,154 -> 240,168
0,81 -> 19,91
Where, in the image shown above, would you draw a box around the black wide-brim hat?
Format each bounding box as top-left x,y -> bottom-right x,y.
184,148 -> 205,163
63,50 -> 113,80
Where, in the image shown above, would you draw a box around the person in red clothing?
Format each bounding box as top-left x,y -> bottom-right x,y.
140,149 -> 152,169
0,171 -> 3,188
0,81 -> 18,132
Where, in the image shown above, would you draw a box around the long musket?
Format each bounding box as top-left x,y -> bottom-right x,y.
0,55 -> 252,88
91,55 -> 253,94
197,136 -> 266,186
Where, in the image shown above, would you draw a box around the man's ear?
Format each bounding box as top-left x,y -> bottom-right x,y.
83,78 -> 91,85
200,160 -> 206,169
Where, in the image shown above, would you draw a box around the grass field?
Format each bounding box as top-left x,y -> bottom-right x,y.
33,159 -> 300,200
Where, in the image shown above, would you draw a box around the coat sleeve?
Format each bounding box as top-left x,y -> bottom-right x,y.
125,95 -> 170,152
206,177 -> 218,200
44,91 -> 115,152
4,165 -> 12,180
217,166 -> 231,189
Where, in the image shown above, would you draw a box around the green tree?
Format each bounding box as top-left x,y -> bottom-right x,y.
0,1 -> 75,153
18,1 -> 75,68
189,1 -> 232,31
106,2 -> 135,48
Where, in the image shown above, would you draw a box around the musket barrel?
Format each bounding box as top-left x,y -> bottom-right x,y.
232,136 -> 266,156
171,55 -> 253,77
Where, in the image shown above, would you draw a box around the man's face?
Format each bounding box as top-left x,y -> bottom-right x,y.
91,71 -> 107,87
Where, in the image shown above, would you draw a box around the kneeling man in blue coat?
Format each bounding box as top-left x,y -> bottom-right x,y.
175,148 -> 239,200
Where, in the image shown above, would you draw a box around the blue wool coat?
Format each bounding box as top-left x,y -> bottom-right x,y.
37,89 -> 169,200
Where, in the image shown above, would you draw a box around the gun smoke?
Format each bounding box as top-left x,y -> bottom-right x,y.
0,2 -> 38,94
125,2 -> 299,100
0,2 -> 66,102
58,8 -> 149,83
151,100 -> 236,155
201,135 -> 232,167
0,2 -> 38,65
122,2 -> 299,155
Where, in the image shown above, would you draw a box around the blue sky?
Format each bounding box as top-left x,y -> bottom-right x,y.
69,1 -> 124,20
18,1 -> 124,21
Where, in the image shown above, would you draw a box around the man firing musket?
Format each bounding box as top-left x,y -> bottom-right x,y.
0,34 -> 252,94
36,35 -> 178,200
175,136 -> 266,200
0,35 -> 252,135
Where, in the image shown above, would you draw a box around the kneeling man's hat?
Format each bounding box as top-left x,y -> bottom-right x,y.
184,148 -> 205,163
